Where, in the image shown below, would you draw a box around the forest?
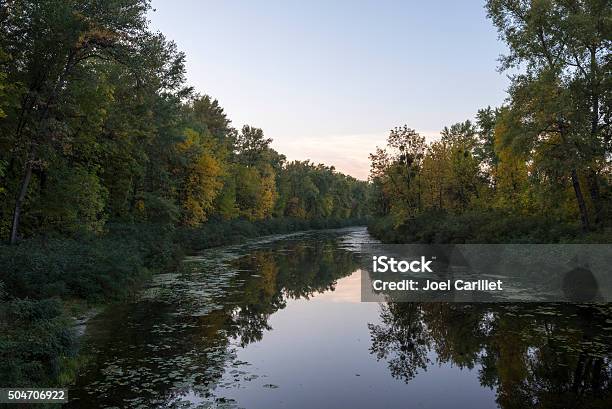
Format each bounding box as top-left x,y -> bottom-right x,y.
369,0 -> 611,244
0,1 -> 369,242
0,0 -> 367,387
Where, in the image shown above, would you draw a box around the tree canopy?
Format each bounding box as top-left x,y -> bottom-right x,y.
0,0 -> 369,243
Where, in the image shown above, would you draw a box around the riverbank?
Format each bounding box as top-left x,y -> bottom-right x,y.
368,211 -> 612,244
0,217 -> 367,388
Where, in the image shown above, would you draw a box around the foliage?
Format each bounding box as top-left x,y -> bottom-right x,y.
368,0 -> 611,243
174,129 -> 225,226
276,160 -> 369,220
0,1 -> 368,241
0,297 -> 77,387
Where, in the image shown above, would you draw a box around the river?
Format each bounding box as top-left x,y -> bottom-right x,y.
67,227 -> 612,408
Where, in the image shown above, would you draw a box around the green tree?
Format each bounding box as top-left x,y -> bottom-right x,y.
0,0 -> 182,242
486,0 -> 611,230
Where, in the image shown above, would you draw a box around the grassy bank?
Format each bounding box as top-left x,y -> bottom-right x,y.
0,217 -> 366,387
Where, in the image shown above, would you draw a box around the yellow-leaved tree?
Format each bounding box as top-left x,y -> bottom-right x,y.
175,129 -> 225,226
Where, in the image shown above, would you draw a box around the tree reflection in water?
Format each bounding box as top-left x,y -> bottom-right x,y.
228,241 -> 360,346
68,235 -> 360,408
369,302 -> 612,408
368,303 -> 432,382
68,231 -> 612,409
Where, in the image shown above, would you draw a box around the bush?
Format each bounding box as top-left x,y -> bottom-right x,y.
0,297 -> 77,386
2,237 -> 138,302
368,210 -> 588,244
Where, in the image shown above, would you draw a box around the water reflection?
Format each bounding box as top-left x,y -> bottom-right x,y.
68,230 -> 361,408
227,241 -> 360,346
369,303 -> 431,382
369,302 -> 612,409
67,228 -> 612,409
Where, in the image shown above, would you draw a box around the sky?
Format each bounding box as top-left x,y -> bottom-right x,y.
148,0 -> 509,180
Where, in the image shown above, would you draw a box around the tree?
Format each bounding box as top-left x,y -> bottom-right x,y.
369,127 -> 426,225
174,129 -> 224,226
189,95 -> 232,142
486,0 -> 611,230
0,0 -> 184,243
235,125 -> 275,168
475,106 -> 501,175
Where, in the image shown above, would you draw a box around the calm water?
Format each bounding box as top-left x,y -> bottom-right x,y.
67,227 -> 612,408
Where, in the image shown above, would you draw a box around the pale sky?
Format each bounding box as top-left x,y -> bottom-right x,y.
149,0 -> 509,180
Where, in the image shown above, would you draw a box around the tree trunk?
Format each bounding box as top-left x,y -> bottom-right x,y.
587,170 -> 601,226
571,169 -> 590,232
7,49 -> 78,244
9,161 -> 33,244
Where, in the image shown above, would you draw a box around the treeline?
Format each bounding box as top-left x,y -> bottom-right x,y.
369,0 -> 611,243
0,0 -> 368,245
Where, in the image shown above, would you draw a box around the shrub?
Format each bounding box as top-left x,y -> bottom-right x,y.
0,297 -> 77,386
368,210 -> 588,244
